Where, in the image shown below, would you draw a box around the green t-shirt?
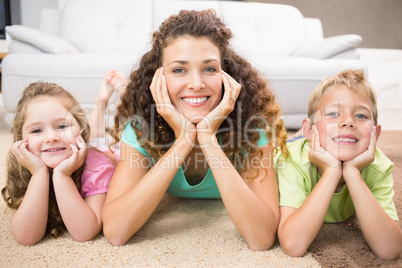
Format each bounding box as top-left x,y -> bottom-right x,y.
276,138 -> 398,222
121,123 -> 270,199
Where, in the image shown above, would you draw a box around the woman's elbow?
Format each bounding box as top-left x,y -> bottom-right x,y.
103,225 -> 130,246
246,231 -> 277,251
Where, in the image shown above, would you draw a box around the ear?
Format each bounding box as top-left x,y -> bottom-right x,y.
375,124 -> 382,141
302,118 -> 313,142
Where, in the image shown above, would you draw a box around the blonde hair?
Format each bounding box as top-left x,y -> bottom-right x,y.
307,69 -> 378,125
1,81 -> 91,238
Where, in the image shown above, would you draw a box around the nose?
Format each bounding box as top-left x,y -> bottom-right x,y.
45,129 -> 61,142
339,114 -> 355,128
187,71 -> 205,91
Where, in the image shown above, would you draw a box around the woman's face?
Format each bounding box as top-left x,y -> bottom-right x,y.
162,36 -> 223,124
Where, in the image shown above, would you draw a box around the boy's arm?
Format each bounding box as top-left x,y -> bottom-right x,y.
278,166 -> 341,257
278,127 -> 342,257
343,131 -> 401,260
343,166 -> 401,260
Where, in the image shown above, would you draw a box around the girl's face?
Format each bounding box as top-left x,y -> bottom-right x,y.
22,97 -> 81,168
162,36 -> 223,124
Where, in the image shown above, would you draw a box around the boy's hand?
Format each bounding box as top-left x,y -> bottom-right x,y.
343,126 -> 377,173
11,139 -> 47,175
308,125 -> 341,175
53,136 -> 87,177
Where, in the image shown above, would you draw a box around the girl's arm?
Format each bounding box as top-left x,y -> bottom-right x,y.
277,126 -> 342,257
10,139 -> 49,246
102,138 -> 193,246
52,136 -> 103,242
52,173 -> 105,242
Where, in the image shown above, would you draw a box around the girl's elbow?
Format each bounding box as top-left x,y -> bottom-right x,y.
14,234 -> 42,246
12,229 -> 43,246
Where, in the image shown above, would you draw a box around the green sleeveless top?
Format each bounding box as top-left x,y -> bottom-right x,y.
121,123 -> 269,199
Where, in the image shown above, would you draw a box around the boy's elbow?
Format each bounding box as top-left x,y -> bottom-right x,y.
373,244 -> 401,261
279,236 -> 308,257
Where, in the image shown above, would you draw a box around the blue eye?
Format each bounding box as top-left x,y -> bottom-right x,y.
31,129 -> 42,134
326,112 -> 339,117
173,68 -> 185,73
58,124 -> 69,130
205,67 -> 216,72
356,114 -> 368,119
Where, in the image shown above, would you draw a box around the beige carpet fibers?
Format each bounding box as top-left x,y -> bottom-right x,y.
0,130 -> 401,267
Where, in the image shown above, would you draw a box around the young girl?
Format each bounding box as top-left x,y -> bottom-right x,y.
1,81 -> 116,245
102,9 -> 287,250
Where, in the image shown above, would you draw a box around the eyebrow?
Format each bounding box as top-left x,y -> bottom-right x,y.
324,102 -> 372,112
23,116 -> 71,130
167,59 -> 220,66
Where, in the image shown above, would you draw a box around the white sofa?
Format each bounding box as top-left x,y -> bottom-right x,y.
1,0 -> 366,129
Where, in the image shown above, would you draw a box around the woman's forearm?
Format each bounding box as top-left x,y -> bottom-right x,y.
102,140 -> 193,245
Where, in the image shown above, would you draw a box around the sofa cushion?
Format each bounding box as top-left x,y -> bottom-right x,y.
61,0 -> 153,54
291,34 -> 363,59
6,25 -> 79,53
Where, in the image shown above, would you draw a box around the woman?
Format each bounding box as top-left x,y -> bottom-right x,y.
102,9 -> 287,250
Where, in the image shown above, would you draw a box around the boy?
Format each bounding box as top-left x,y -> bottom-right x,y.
276,69 -> 401,260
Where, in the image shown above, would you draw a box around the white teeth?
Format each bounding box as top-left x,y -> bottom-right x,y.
182,97 -> 208,103
44,148 -> 64,152
333,138 -> 357,143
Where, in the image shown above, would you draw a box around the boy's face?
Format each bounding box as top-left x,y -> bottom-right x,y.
309,85 -> 378,161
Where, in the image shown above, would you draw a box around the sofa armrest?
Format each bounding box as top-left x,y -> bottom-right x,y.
291,34 -> 363,59
6,25 -> 79,54
303,17 -> 323,42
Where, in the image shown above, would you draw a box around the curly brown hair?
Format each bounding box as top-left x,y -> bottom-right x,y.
111,9 -> 287,170
1,82 -> 91,238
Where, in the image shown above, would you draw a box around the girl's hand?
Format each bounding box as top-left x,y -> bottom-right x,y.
53,135 -> 87,177
196,71 -> 241,144
11,138 -> 47,175
150,67 -> 196,143
343,126 -> 377,173
308,126 -> 341,175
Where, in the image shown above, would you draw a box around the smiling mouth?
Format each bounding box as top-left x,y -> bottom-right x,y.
332,138 -> 357,143
181,97 -> 209,104
43,148 -> 66,152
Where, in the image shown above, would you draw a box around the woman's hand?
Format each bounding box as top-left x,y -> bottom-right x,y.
196,71 -> 241,145
150,67 -> 196,144
11,138 -> 47,175
53,135 -> 86,177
